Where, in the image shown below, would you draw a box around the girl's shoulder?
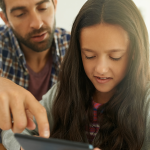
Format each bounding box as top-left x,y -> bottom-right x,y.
145,81 -> 150,102
141,83 -> 150,149
40,83 -> 59,111
143,82 -> 150,116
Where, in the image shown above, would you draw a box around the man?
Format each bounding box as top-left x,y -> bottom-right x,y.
0,0 -> 70,148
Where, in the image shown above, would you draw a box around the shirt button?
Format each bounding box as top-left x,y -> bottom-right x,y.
24,72 -> 28,75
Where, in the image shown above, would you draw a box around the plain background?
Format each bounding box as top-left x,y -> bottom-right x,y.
0,0 -> 149,37
57,0 -> 150,37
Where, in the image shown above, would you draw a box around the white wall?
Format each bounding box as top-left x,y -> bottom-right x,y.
0,0 -> 87,31
133,0 -> 150,41
56,0 -> 87,31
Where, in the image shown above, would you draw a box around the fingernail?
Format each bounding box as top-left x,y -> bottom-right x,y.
43,130 -> 50,138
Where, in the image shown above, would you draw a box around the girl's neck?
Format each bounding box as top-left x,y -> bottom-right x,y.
93,88 -> 116,104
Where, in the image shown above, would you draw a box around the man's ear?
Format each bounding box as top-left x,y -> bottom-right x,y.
0,11 -> 10,26
53,0 -> 57,12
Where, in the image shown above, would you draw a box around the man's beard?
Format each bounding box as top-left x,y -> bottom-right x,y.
11,19 -> 56,53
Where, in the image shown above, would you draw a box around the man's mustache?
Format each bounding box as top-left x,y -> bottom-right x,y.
27,27 -> 51,37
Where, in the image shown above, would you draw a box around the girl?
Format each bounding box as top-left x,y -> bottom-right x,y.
9,0 -> 150,149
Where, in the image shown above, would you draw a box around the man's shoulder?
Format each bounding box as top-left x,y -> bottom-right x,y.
0,25 -> 15,48
55,27 -> 71,40
0,24 -> 7,32
53,28 -> 71,61
0,25 -> 21,59
0,25 -> 11,38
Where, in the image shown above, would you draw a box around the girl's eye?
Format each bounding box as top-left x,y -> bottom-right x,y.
85,56 -> 95,59
110,57 -> 122,61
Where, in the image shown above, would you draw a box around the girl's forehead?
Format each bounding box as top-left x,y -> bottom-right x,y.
80,23 -> 130,52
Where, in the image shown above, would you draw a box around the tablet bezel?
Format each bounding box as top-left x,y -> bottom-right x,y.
14,133 -> 94,150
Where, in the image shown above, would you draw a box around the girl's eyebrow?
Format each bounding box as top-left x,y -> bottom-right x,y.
81,48 -> 126,52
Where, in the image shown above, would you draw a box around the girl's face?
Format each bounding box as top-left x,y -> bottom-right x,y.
80,23 -> 129,95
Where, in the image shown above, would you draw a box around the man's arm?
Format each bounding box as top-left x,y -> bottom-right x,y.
0,77 -> 50,138
2,83 -> 57,150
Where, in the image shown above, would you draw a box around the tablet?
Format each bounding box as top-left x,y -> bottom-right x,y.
14,133 -> 94,150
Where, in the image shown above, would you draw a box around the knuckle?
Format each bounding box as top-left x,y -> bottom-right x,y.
43,122 -> 50,129
11,97 -> 21,107
0,93 -> 8,103
26,90 -> 33,99
15,122 -> 27,130
0,123 -> 12,130
38,107 -> 47,114
11,91 -> 20,100
26,90 -> 32,96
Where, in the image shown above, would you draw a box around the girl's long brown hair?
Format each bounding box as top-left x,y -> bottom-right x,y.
51,0 -> 150,149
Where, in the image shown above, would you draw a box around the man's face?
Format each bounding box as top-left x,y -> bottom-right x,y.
4,0 -> 57,52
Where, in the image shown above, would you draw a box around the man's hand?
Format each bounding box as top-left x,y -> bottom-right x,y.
0,77 -> 50,138
21,147 -> 24,150
94,148 -> 101,150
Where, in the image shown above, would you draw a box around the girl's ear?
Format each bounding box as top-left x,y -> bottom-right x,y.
0,11 -> 10,27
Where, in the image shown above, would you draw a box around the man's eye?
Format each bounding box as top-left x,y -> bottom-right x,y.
110,57 -> 122,61
16,13 -> 25,17
39,8 -> 47,11
85,56 -> 95,59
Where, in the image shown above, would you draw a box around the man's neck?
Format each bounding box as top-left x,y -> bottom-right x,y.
21,44 -> 51,73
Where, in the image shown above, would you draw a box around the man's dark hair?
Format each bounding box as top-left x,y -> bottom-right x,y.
0,0 -> 6,16
0,0 -> 55,17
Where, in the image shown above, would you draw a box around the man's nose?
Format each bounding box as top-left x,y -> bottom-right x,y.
29,12 -> 43,29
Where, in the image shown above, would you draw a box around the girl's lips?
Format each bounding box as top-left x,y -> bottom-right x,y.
31,32 -> 47,42
95,76 -> 112,84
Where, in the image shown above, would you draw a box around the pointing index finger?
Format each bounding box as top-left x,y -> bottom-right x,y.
25,93 -> 50,138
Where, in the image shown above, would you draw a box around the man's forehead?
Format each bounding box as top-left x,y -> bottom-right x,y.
5,0 -> 50,10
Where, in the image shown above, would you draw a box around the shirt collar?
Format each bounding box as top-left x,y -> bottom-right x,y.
8,27 -> 25,57
54,31 -> 60,57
